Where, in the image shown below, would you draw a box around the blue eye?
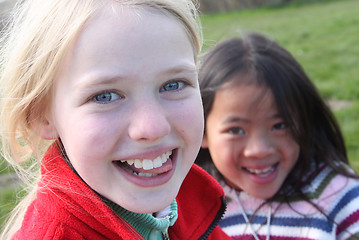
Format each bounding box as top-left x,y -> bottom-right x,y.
160,81 -> 185,92
93,92 -> 121,103
228,127 -> 245,135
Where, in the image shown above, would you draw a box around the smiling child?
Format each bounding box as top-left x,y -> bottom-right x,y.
0,0 -> 230,239
196,32 -> 359,239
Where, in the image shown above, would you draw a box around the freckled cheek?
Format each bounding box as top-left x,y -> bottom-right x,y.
171,100 -> 204,140
71,118 -> 124,156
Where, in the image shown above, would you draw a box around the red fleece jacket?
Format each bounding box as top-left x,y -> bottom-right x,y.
13,144 -> 230,240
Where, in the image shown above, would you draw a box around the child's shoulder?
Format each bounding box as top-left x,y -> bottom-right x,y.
303,164 -> 359,201
13,193 -> 85,239
300,164 -> 359,222
15,184 -> 138,240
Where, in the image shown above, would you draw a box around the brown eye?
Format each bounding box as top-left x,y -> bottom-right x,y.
228,127 -> 245,135
272,122 -> 287,130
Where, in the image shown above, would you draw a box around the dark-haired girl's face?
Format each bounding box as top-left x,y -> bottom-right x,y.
202,82 -> 300,199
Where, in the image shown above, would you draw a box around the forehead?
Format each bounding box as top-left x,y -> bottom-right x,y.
212,82 -> 278,116
79,4 -> 193,50
78,5 -> 183,50
56,4 -> 196,81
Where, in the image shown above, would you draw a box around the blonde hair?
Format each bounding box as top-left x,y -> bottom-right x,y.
0,0 -> 202,238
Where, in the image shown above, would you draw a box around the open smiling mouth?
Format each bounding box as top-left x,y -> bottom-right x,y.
243,163 -> 279,178
114,150 -> 173,177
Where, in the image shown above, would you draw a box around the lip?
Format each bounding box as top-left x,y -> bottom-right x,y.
113,149 -> 177,187
243,162 -> 279,184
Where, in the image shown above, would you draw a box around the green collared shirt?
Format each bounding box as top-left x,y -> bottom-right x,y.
102,197 -> 178,240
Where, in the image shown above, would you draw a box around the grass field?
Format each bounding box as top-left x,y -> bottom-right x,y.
1,0 -> 359,229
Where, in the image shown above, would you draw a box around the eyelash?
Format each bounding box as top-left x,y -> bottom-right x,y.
91,91 -> 122,104
226,122 -> 286,135
227,127 -> 245,135
90,79 -> 191,104
160,80 -> 189,92
272,122 -> 287,130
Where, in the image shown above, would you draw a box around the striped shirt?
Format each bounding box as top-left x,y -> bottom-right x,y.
220,165 -> 359,240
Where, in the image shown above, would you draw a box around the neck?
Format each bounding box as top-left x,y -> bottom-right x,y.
101,195 -> 178,239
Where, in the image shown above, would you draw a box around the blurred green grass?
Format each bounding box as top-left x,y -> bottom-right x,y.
1,0 -> 359,229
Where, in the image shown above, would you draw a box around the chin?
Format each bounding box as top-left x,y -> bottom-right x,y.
115,190 -> 177,214
245,188 -> 275,199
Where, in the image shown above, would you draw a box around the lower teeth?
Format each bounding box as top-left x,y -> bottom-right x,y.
132,171 -> 158,177
257,171 -> 272,177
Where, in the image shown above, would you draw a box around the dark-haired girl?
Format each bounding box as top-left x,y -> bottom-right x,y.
196,32 -> 359,239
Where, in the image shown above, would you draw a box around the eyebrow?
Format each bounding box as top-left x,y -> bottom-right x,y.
73,75 -> 122,92
75,62 -> 197,90
160,63 -> 198,77
223,113 -> 283,124
223,117 -> 247,124
156,65 -> 198,83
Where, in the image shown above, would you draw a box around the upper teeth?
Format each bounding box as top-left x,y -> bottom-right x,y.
120,151 -> 171,170
246,165 -> 274,175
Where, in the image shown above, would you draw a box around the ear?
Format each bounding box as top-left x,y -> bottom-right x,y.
201,133 -> 208,148
31,115 -> 59,140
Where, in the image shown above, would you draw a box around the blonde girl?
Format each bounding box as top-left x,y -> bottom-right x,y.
0,0 -> 230,239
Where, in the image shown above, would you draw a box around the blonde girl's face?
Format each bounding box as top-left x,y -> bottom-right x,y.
202,82 -> 300,199
42,6 -> 204,213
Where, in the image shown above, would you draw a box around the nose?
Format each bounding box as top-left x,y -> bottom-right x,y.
243,131 -> 275,159
128,101 -> 171,143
